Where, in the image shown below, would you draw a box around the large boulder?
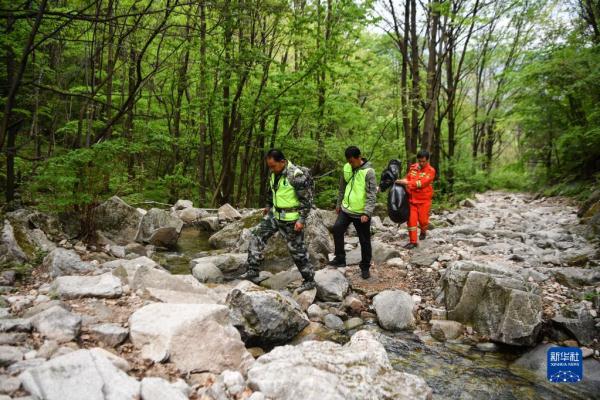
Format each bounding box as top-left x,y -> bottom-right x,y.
372,290 -> 415,331
93,196 -> 144,245
42,248 -> 94,278
440,261 -> 542,346
140,377 -> 188,400
226,282 -> 309,346
136,208 -> 184,248
19,348 -> 139,400
129,303 -> 253,374
553,267 -> 600,288
315,269 -> 349,302
247,330 -> 432,400
52,273 -> 123,299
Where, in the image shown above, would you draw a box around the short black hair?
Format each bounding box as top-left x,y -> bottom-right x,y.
416,149 -> 430,160
345,146 -> 361,159
266,148 -> 286,162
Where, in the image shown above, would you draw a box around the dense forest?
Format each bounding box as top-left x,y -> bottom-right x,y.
1,0 -> 599,217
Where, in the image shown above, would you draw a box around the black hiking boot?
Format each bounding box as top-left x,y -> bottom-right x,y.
239,269 -> 262,284
327,257 -> 346,268
419,231 -> 427,241
296,280 -> 316,294
404,242 -> 418,250
361,269 -> 371,279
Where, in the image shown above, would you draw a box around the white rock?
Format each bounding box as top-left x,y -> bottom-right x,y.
140,377 -> 187,400
247,330 -> 431,399
372,290 -> 415,331
129,303 -> 253,374
315,269 -> 349,302
19,349 -> 139,400
52,273 -> 123,299
30,306 -> 81,342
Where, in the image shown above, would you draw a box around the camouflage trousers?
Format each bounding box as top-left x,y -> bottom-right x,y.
247,214 -> 314,281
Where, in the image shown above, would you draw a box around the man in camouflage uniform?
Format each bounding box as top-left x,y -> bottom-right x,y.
240,149 -> 316,293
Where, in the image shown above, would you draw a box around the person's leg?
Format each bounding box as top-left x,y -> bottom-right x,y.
331,211 -> 352,263
419,200 -> 431,240
352,217 -> 372,272
246,214 -> 278,274
407,202 -> 419,244
279,221 -> 315,283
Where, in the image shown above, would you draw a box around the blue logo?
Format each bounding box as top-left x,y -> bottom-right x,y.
547,347 -> 583,383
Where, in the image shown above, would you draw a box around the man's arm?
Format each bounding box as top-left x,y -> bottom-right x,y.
336,173 -> 346,209
364,169 -> 377,217
291,172 -> 312,224
407,169 -> 435,190
265,175 -> 273,209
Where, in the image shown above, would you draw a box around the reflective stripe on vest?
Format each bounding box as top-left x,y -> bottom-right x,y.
342,163 -> 371,214
270,162 -> 302,221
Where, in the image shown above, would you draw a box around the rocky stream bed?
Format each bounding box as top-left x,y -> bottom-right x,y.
0,191 -> 599,399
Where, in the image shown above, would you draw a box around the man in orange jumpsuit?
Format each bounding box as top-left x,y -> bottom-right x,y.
396,149 -> 436,249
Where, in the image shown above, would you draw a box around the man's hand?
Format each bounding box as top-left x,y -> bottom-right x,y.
336,206 -> 341,214
294,221 -> 305,232
360,215 -> 369,223
263,207 -> 270,215
395,179 -> 408,185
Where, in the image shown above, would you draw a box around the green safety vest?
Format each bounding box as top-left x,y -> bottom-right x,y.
270,162 -> 302,222
342,162 -> 372,215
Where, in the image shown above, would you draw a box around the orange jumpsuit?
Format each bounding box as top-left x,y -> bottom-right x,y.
405,162 -> 436,244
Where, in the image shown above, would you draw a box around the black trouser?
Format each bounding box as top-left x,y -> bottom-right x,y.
332,211 -> 372,270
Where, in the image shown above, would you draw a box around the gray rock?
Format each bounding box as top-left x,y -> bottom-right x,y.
140,377 -> 187,400
307,304 -> 325,321
42,248 -> 94,278
430,320 -> 464,341
198,216 -> 221,232
323,314 -> 344,331
203,370 -> 247,399
293,288 -> 316,311
315,269 -> 349,302
553,267 -> 600,288
0,333 -> 27,345
344,317 -> 364,330
218,203 -> 242,221
227,282 -> 309,346
0,375 -> 20,394
0,346 -> 23,367
129,303 -> 253,374
371,240 -> 402,263
440,260 -> 542,346
136,208 -> 184,248
176,207 -> 208,225
19,348 -> 139,400
192,260 -> 224,283
190,253 -> 247,274
172,199 -> 193,211
52,273 -> 123,299
30,306 -> 81,342
261,268 -> 302,290
89,323 -> 128,347
373,290 -> 415,331
143,287 -> 219,304
551,302 -> 599,346
0,220 -> 29,265
247,330 -> 432,400
93,196 -> 144,245
0,319 -> 32,333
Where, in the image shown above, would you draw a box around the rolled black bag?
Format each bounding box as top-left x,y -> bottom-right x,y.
379,159 -> 410,224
